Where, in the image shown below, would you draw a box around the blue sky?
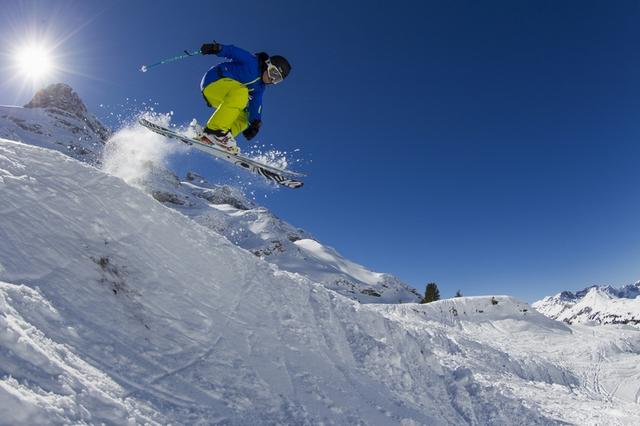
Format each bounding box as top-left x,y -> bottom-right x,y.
1,0 -> 639,301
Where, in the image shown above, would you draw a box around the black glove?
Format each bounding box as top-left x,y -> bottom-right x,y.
243,120 -> 262,140
200,42 -> 221,55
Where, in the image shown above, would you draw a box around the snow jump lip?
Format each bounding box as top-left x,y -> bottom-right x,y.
138,118 -> 305,189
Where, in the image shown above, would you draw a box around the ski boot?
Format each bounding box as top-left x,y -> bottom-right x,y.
199,128 -> 240,154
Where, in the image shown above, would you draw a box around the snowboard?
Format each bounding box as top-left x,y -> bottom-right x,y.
139,118 -> 305,189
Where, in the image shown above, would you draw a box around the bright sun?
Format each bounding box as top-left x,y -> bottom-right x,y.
15,44 -> 55,81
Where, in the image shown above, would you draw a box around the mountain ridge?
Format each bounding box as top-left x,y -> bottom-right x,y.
0,83 -> 109,165
533,281 -> 640,325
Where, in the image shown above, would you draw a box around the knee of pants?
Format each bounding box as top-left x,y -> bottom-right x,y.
206,106 -> 247,133
223,86 -> 249,109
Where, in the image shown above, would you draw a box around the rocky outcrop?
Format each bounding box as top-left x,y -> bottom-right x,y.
25,83 -> 110,142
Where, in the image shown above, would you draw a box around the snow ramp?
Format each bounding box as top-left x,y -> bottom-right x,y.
0,138 -> 637,424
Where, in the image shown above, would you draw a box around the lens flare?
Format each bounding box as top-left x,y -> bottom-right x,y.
15,44 -> 55,81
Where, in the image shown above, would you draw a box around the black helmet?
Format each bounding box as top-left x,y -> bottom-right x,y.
269,55 -> 291,79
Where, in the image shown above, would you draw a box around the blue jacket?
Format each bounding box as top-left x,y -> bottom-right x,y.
200,44 -> 265,122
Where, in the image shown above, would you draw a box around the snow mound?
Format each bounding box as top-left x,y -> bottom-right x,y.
388,295 -> 554,324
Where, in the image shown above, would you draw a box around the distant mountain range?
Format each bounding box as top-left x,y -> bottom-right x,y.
533,282 -> 640,325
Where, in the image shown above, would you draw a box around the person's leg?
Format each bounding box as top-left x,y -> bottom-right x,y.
202,78 -> 230,109
203,79 -> 249,133
229,110 -> 249,137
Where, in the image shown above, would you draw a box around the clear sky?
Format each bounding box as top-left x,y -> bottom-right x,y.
1,0 -> 639,302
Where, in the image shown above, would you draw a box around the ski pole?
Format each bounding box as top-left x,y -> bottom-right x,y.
140,49 -> 201,73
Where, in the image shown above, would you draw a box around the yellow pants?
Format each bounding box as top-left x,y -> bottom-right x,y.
202,78 -> 250,137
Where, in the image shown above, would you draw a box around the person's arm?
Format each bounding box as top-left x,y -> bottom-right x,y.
243,91 -> 263,140
200,42 -> 255,63
248,90 -> 263,123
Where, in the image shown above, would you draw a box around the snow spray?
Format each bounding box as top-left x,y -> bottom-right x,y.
102,113 -> 179,188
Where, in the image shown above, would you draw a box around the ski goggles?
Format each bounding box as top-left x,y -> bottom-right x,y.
266,59 -> 284,84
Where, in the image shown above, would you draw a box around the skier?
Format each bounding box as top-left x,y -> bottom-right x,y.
198,42 -> 292,153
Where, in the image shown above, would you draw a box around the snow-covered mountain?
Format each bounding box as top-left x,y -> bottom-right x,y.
0,83 -> 109,165
1,85 -> 640,424
533,282 -> 640,326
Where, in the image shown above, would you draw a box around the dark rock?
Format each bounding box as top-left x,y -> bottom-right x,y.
24,83 -> 110,142
25,83 -> 88,115
361,289 -> 381,297
152,191 -> 185,205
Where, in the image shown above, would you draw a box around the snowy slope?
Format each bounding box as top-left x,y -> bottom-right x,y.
0,84 -> 420,304
101,117 -> 421,304
2,137 -> 640,424
534,283 -> 640,325
166,174 -> 422,304
0,138 -> 534,424
103,126 -> 422,304
375,297 -> 640,424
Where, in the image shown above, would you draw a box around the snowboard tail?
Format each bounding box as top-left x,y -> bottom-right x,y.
139,118 -> 304,189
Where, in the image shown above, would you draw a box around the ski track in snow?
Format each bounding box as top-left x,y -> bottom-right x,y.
1,137 -> 640,424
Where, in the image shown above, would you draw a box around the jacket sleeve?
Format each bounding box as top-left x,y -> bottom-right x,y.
248,89 -> 263,122
217,44 -> 256,64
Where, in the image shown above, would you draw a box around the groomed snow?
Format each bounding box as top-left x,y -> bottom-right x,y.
1,137 -> 640,424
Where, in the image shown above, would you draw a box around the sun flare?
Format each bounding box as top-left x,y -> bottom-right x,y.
14,44 -> 55,81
